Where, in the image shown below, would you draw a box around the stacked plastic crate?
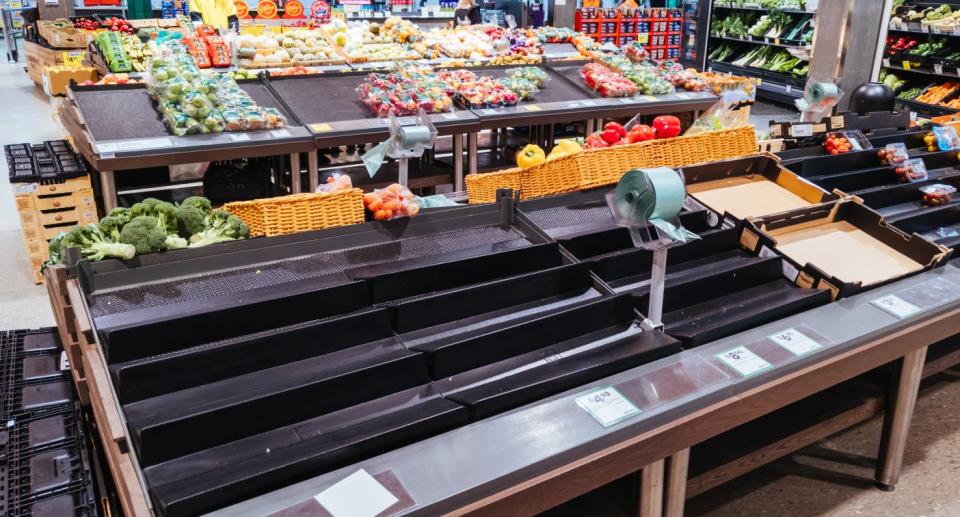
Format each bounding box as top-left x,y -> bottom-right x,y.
0,329 -> 98,516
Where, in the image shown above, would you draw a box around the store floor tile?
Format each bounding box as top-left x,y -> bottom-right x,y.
0,43 -> 59,330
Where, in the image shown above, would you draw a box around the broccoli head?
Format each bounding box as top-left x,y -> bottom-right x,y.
41,231 -> 69,272
107,207 -> 131,225
99,215 -> 126,241
189,210 -> 250,248
176,205 -> 206,238
130,198 -> 178,234
120,216 -> 167,255
63,224 -> 135,261
180,196 -> 213,214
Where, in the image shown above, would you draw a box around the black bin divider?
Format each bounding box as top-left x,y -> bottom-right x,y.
811,167 -> 898,193
125,342 -> 428,467
786,148 -> 884,178
144,384 -> 468,517
96,278 -> 369,364
558,210 -> 714,260
390,263 -> 595,334
410,294 -> 639,379
348,242 -> 563,303
858,175 -> 960,213
110,307 -> 395,404
438,297 -> 681,420
890,203 -> 960,237
630,252 -> 782,313
588,227 -> 738,283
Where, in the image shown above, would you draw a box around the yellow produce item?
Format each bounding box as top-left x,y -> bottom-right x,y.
517,144 -> 546,169
547,139 -> 582,160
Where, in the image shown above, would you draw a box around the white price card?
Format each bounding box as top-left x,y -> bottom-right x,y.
790,124 -> 813,137
270,129 -> 290,138
575,387 -> 640,428
314,469 -> 398,517
59,350 -> 70,371
769,328 -> 822,356
883,58 -> 891,67
482,108 -> 499,115
785,85 -> 793,94
675,92 -> 690,99
441,112 -> 459,120
717,346 -> 772,377
954,26 -> 960,36
582,99 -> 597,106
830,115 -> 845,129
871,294 -> 922,319
566,102 -> 581,108
619,97 -> 635,104
935,64 -> 945,75
229,133 -> 251,142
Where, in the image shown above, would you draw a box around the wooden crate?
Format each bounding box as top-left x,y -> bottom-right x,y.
38,21 -> 94,49
15,177 -> 98,283
24,40 -> 66,86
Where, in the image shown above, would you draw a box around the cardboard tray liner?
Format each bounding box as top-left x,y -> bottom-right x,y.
683,153 -> 839,221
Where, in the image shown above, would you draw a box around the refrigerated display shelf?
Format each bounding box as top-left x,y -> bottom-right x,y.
709,33 -> 811,51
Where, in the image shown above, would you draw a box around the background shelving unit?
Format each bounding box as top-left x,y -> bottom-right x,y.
700,0 -> 816,103
575,7 -> 683,59
878,1 -> 960,117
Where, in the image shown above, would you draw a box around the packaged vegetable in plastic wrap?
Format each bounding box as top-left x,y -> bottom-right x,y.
934,126 -> 960,151
499,77 -> 539,100
318,173 -> 353,193
581,63 -> 638,97
895,158 -> 928,183
878,143 -> 909,165
623,42 -> 649,63
363,183 -> 422,221
921,183 -> 957,206
507,66 -> 548,87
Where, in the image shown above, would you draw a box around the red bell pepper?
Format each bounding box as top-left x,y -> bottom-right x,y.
652,116 -> 682,139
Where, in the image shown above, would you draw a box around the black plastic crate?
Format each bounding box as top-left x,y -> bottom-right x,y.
0,331 -> 71,422
0,434 -> 97,516
6,141 -> 87,183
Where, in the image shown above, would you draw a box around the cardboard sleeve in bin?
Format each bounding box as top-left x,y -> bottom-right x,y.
737,198 -> 951,300
681,153 -> 843,222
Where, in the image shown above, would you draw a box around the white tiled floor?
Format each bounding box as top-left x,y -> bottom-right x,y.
0,42 -> 62,330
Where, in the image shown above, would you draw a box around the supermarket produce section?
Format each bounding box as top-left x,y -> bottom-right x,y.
58,126 -> 960,514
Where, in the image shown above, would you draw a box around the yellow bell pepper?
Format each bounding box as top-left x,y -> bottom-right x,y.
547,139 -> 582,160
517,144 -> 546,169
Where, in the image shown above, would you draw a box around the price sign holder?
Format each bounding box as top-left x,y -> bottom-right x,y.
870,278 -> 960,319
575,387 -> 641,427
716,346 -> 772,377
769,327 -> 823,357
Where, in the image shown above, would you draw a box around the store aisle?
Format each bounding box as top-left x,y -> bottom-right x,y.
0,44 -> 61,330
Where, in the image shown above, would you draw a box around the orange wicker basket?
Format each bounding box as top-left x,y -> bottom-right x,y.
466,125 -> 758,203
465,167 -> 523,204
223,189 -> 365,237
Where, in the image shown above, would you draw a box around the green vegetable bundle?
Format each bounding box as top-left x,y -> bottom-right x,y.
96,31 -> 132,73
43,196 -> 249,268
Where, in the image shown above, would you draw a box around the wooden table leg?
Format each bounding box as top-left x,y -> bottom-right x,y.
638,459 -> 665,517
468,132 -> 478,174
99,169 -> 117,212
290,152 -> 301,193
875,346 -> 928,490
665,448 -> 690,517
454,134 -> 465,192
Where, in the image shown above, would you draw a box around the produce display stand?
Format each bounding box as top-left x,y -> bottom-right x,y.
264,71 -> 481,191
43,159 -> 960,516
58,80 -> 315,211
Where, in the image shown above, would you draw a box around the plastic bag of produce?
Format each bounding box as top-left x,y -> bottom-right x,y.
500,77 -> 539,100
507,66 -> 548,87
317,173 -> 353,193
363,183 -> 422,221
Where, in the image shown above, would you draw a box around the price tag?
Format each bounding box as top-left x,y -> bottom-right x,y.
575,387 -> 641,427
14,183 -> 37,195
582,99 -> 597,106
871,294 -> 922,319
921,24 -> 931,33
619,97 -> 634,104
774,38 -> 780,46
229,133 -> 251,142
716,346 -> 772,377
482,108 -> 499,115
310,123 -> 333,132
441,112 -> 459,120
954,26 -> 960,36
932,25 -> 942,34
935,64 -> 944,75
59,351 -> 70,371
830,115 -> 845,129
644,95 -> 658,102
883,58 -> 890,67
523,104 -> 542,112
314,469 -> 398,517
769,328 -> 822,356
62,50 -> 84,68
97,138 -> 172,153
902,61 -> 911,70
785,84 -> 792,94
566,102 -> 581,108
790,124 -> 813,137
675,92 -> 690,99
956,67 -> 960,77
270,129 -> 290,138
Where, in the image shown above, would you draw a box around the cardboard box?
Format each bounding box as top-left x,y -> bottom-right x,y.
42,66 -> 98,96
682,153 -> 842,223
738,198 -> 951,300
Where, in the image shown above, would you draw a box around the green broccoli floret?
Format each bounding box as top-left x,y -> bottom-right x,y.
62,224 -> 135,261
120,216 -> 167,255
176,205 -> 206,238
107,207 -> 131,225
189,210 -> 250,248
99,215 -> 126,241
130,198 -> 178,234
180,196 -> 212,214
165,234 -> 188,250
41,231 -> 69,272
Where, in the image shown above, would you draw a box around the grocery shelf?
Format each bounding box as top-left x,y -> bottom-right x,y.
897,97 -> 959,117
709,33 -> 811,51
706,59 -> 804,101
889,22 -> 960,37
